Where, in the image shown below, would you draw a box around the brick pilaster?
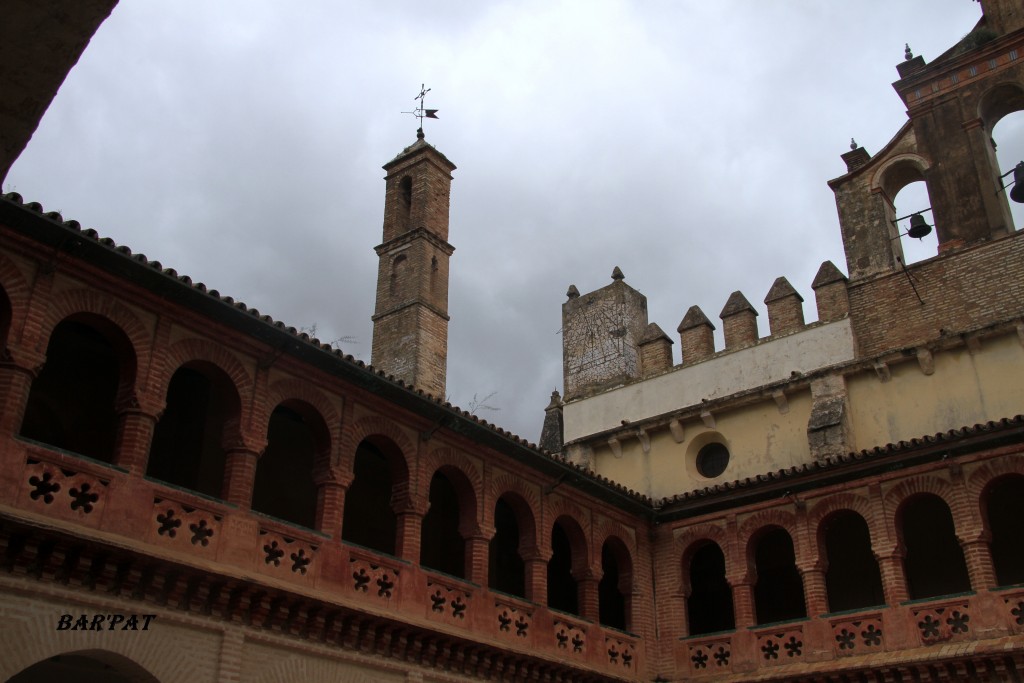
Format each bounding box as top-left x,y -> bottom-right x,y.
217,627 -> 245,683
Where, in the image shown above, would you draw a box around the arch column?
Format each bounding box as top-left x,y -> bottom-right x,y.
797,561 -> 828,616
462,523 -> 492,585
0,361 -> 34,437
223,446 -> 261,508
523,550 -> 549,605
874,549 -> 909,605
959,532 -> 997,591
113,401 -> 160,474
576,568 -> 600,622
395,495 -> 426,563
315,471 -> 349,537
728,574 -> 756,628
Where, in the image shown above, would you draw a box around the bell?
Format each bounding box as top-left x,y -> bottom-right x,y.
907,213 -> 932,239
1010,162 -> 1024,203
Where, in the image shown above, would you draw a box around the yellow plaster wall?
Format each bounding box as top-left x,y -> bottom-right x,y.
847,332 -> 1024,450
592,391 -> 814,500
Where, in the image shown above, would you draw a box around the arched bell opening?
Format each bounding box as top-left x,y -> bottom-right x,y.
988,106 -> 1024,232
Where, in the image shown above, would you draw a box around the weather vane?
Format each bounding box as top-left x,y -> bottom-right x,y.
402,83 -> 439,139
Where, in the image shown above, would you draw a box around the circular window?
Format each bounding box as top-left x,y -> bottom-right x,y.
696,442 -> 730,478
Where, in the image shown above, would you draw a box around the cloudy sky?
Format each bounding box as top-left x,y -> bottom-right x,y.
8,0 -> 1022,442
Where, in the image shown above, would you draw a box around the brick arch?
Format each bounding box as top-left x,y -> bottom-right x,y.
264,377 -> 339,473
966,453 -> 1024,501
489,471 -> 544,548
5,649 -> 161,683
594,519 -> 637,566
808,492 -> 883,554
677,523 -> 733,589
0,611 -> 206,683
0,250 -> 31,352
157,337 -> 253,399
883,475 -> 962,541
37,289 -> 149,412
157,336 -> 253,437
40,288 -> 151,363
341,414 -> 415,470
551,512 -> 590,578
422,447 -> 482,535
598,532 -> 634,591
869,152 -> 931,200
490,486 -> 539,556
978,79 -> 1024,133
342,414 -> 415,506
738,508 -> 807,583
544,496 -> 592,563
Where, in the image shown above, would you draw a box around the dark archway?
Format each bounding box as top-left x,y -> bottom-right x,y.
687,541 -> 735,635
752,527 -> 806,625
252,402 -> 325,528
900,493 -> 971,599
20,316 -> 134,463
147,364 -> 240,498
489,496 -> 526,597
985,474 -> 1024,586
341,440 -> 398,555
822,510 -> 885,612
7,650 -> 160,683
420,470 -> 466,578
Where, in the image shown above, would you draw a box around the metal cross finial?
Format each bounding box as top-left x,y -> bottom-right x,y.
402,83 -> 439,139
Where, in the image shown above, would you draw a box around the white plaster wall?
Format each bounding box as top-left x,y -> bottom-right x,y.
563,319 -> 855,442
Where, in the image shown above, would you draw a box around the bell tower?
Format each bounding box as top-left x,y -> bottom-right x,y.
370,130 -> 456,398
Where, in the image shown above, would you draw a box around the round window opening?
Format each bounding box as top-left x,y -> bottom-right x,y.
696,442 -> 730,478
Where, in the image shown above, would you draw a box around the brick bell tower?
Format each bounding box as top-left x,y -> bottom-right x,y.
370,129 -> 456,398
